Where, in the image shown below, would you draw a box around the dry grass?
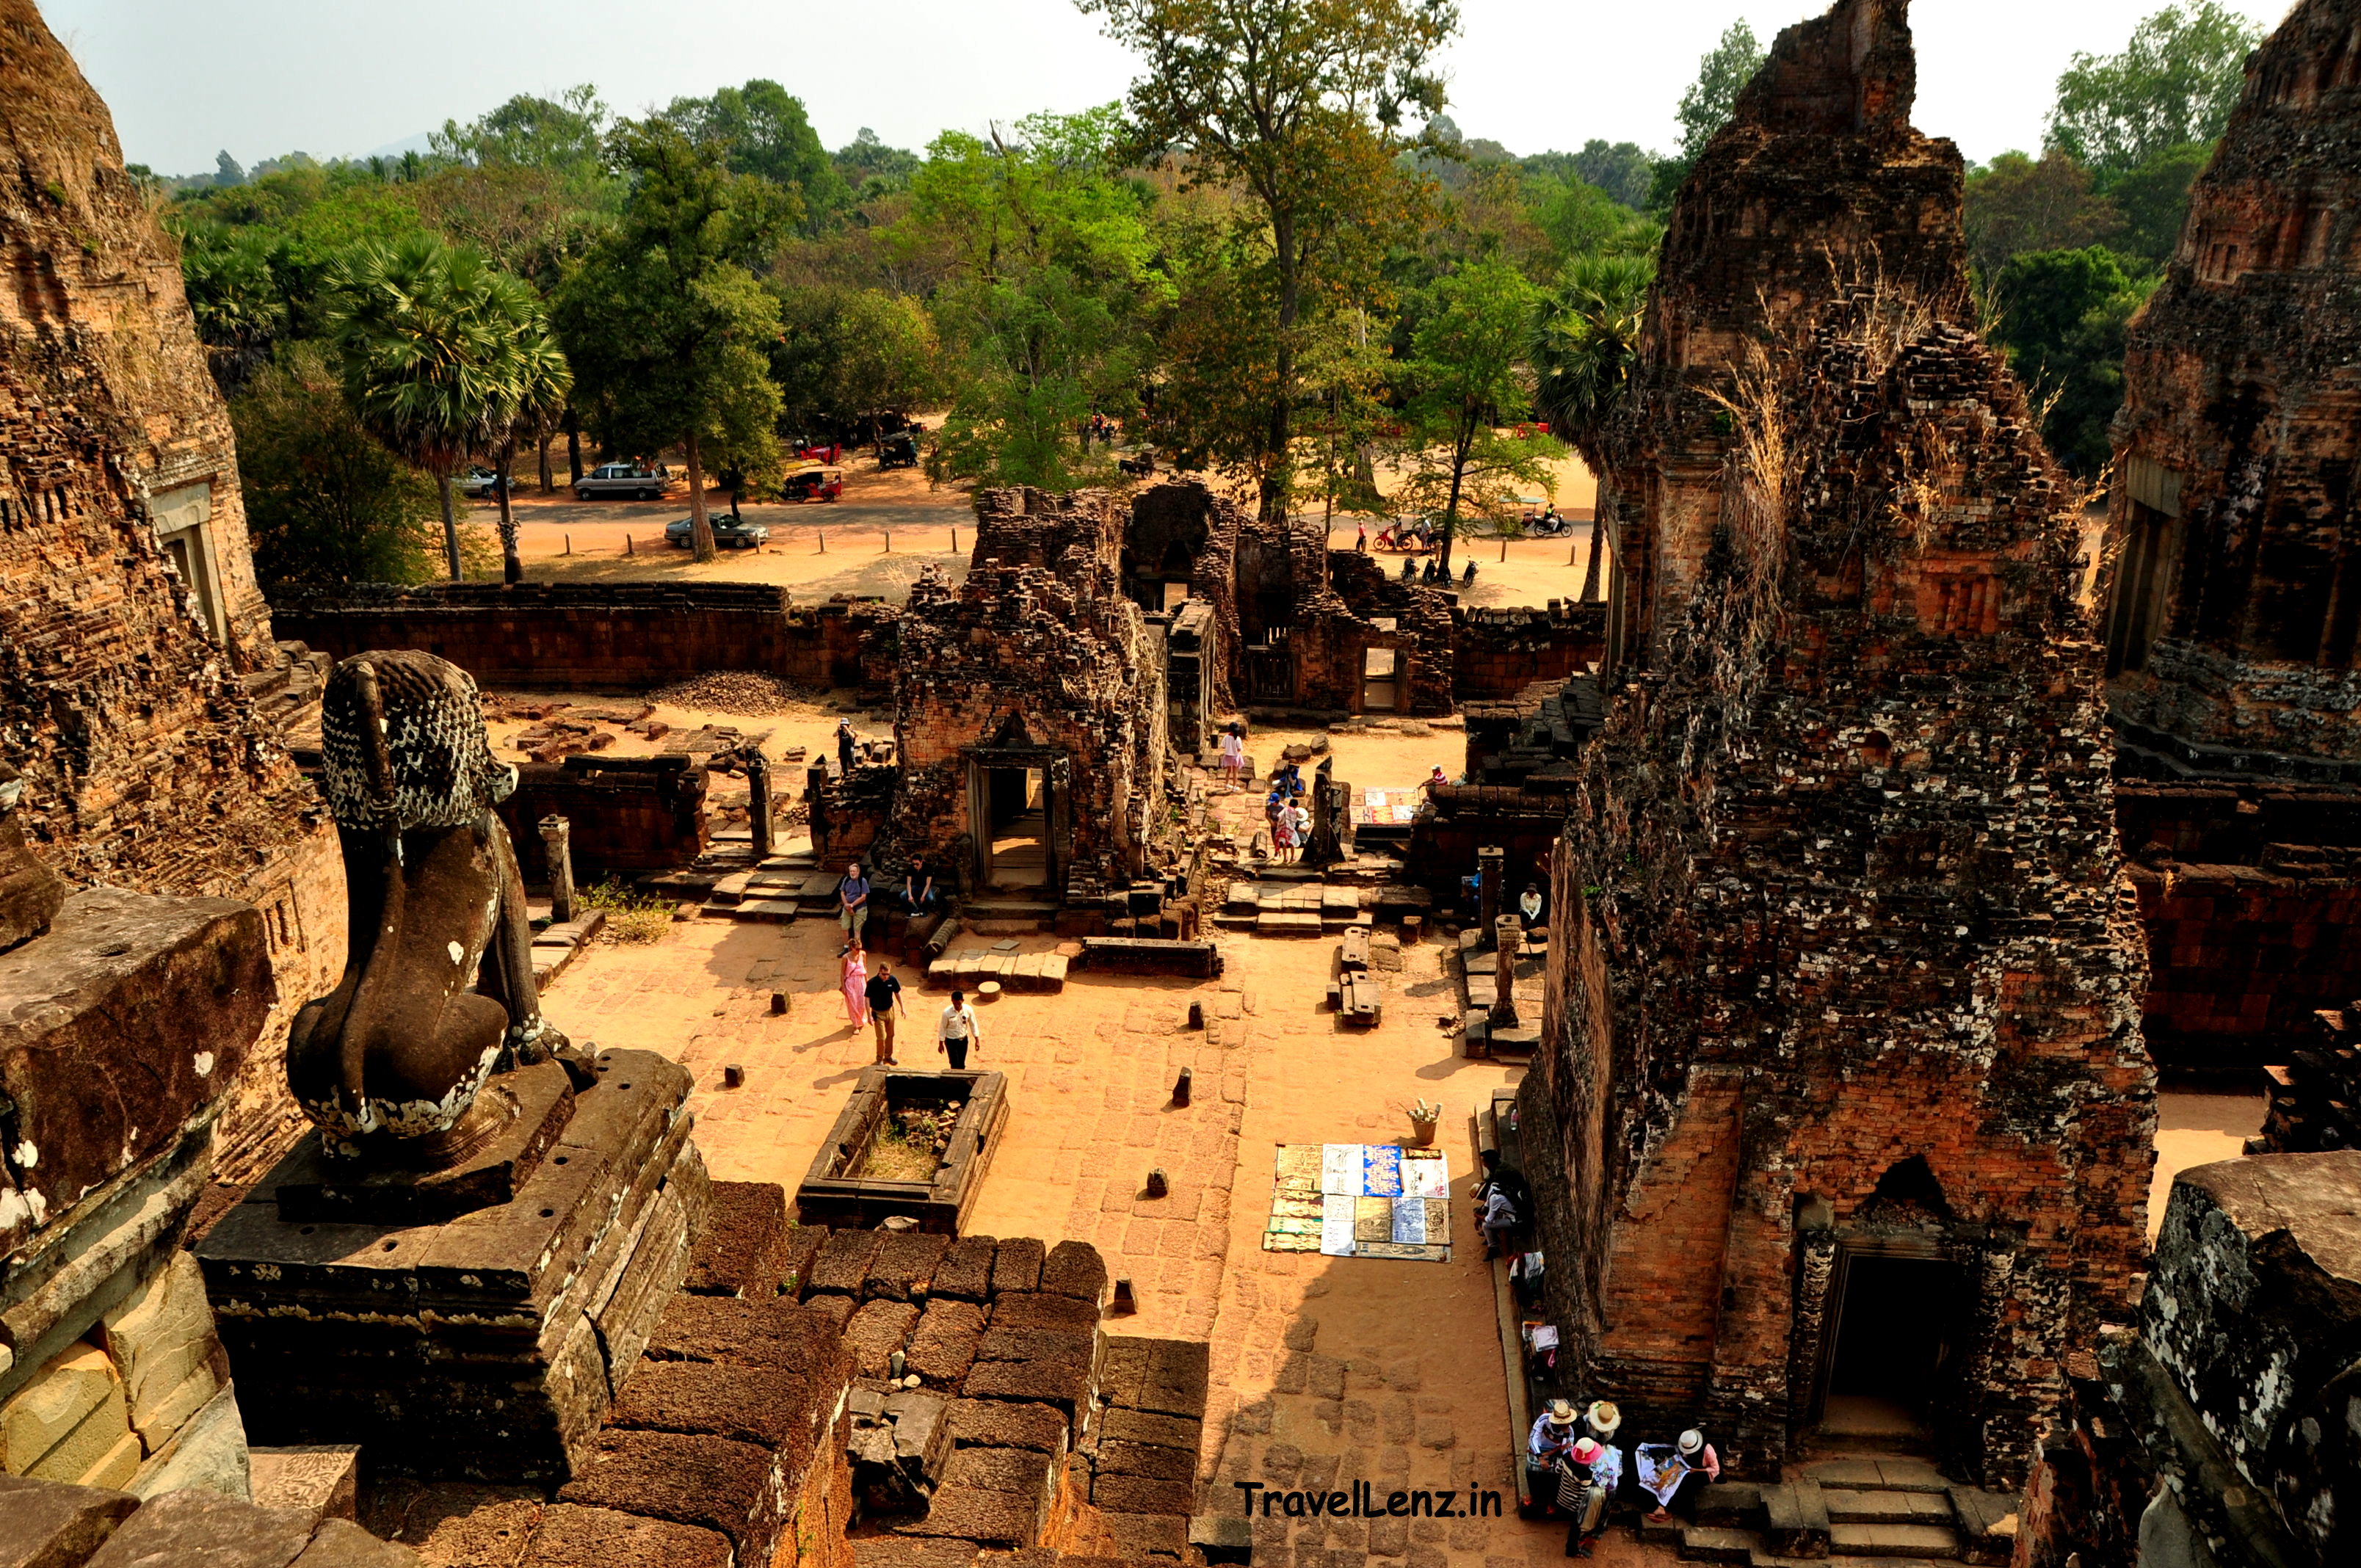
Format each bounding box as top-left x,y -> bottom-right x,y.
581,879 -> 674,944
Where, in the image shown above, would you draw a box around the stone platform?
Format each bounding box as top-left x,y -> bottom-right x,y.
197,1050 -> 708,1483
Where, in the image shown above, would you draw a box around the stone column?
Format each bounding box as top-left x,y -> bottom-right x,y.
744,749 -> 774,862
538,816 -> 574,924
1476,846 -> 1504,948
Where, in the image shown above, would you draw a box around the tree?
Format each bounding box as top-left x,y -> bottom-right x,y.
1391,255 -> 1562,576
1569,139 -> 1656,210
481,280 -> 572,584
233,343 -> 446,587
2102,140 -> 2213,265
664,80 -> 851,234
834,128 -> 923,200
770,285 -> 940,443
910,109 -> 1159,490
1988,245 -> 2158,476
1078,0 -> 1459,521
323,234 -> 535,579
556,120 -> 788,562
432,87 -> 609,179
1649,20 -> 1766,210
2045,1 -> 2261,178
1532,173 -> 1659,266
1529,253 -> 1651,600
177,225 -> 288,394
1963,151 -> 2125,280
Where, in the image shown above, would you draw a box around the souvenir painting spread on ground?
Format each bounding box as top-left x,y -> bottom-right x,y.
1263,1142 -> 1451,1261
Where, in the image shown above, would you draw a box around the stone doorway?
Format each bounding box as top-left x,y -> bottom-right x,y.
1361,646 -> 1399,711
1817,1247 -> 1962,1445
982,765 -> 1049,890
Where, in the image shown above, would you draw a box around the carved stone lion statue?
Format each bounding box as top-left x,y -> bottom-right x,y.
289,651 -> 568,1158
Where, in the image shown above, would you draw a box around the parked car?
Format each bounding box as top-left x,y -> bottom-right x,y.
575,462 -> 672,501
458,465 -> 511,498
664,512 -> 770,550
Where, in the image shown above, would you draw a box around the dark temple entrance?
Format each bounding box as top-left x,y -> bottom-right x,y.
983,766 -> 1047,890
1818,1249 -> 1962,1443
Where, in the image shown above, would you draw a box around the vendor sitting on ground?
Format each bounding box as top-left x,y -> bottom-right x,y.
1520,882 -> 1545,929
1636,1429 -> 1719,1522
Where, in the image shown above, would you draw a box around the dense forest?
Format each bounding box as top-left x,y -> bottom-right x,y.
145,1 -> 2261,583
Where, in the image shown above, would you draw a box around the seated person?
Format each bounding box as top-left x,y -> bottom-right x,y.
1519,882 -> 1545,929
904,860 -> 937,912
1635,1429 -> 1719,1522
1526,1398 -> 1580,1503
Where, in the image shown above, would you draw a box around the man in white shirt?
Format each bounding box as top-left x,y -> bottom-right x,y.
937,989 -> 981,1070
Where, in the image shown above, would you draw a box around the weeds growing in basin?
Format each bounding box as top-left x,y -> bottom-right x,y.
857,1106 -> 960,1181
581,879 -> 674,944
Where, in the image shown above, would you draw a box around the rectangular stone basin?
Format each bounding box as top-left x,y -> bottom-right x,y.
794,1067 -> 1008,1235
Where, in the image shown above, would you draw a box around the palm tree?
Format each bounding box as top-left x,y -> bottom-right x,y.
323,236 -> 521,581
480,275 -> 572,584
1531,254 -> 1653,603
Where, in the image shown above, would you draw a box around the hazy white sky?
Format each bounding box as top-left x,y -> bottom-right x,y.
37,0 -> 2296,178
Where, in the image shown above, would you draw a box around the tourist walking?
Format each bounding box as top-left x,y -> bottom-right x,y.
1219,725 -> 1245,782
840,943 -> 870,1029
836,717 -> 857,773
865,962 -> 907,1064
937,989 -> 981,1070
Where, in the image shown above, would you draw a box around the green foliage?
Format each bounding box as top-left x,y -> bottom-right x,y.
233,343 -> 445,587
771,284 -> 941,438
1988,245 -> 2158,476
913,109 -> 1158,490
1963,150 -> 2125,280
556,120 -> 786,559
1528,253 -> 1652,471
580,879 -> 674,943
1531,174 -> 1659,266
322,233 -> 560,578
2045,1 -> 2260,178
835,128 -> 922,199
1567,140 -> 1657,211
1650,20 -> 1766,210
1390,255 -> 1563,571
1079,0 -> 1459,518
2100,140 -> 2212,265
432,86 -> 610,178
178,226 -> 288,393
662,80 -> 851,234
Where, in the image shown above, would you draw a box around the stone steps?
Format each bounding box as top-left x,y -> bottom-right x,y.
1667,1466 -> 2013,1568
1828,1522 -> 1960,1559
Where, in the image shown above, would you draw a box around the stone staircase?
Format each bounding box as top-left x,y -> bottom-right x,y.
1653,1458 -> 2017,1567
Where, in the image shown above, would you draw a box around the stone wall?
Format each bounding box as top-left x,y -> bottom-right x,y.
2101,0 -> 2361,766
498,755 -> 710,882
1449,603 -> 1605,700
1526,0 -> 2154,1490
0,0 -> 340,1186
274,581 -> 896,696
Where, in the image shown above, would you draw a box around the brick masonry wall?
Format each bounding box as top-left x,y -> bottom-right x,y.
0,0 -> 341,1183
1449,604 -> 1607,700
1531,0 -> 2155,1492
274,582 -> 893,694
2103,0 -> 2361,763
496,758 -> 710,880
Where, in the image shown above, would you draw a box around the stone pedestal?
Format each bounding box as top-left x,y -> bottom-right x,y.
197,1050 -> 710,1483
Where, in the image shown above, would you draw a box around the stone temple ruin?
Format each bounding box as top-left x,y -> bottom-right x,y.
5,0 -> 2361,1565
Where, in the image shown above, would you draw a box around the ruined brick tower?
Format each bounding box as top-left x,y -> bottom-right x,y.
0,0 -> 341,1173
2102,0 -> 2361,774
1526,0 -> 2155,1488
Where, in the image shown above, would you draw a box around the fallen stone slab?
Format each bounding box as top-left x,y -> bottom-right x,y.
554,1431 -> 782,1561
522,1503 -> 730,1568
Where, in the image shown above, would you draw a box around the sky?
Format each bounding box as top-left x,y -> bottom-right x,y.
37,0 -> 2298,179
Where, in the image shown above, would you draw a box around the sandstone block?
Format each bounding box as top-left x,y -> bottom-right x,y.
126,1382 -> 248,1503
846,1301 -> 922,1377
906,1300 -> 985,1387
1092,1473 -> 1194,1514
100,1252 -> 222,1449
988,1238 -> 1043,1296
974,1325 -> 1094,1364
780,1224 -> 830,1296
850,1537 -> 981,1568
960,1359 -> 1088,1411
523,1503 -> 730,1568
1095,1440 -> 1195,1481
1,1344 -> 124,1476
931,1237 -> 996,1302
554,1431 -> 781,1561
643,1295 -> 849,1379
866,1232 -> 951,1300
1098,1408 -> 1200,1451
1036,1241 -> 1107,1304
681,1182 -> 788,1299
940,1446 -> 1053,1496
891,1484 -> 1039,1547
0,1473 -> 140,1568
82,1487 -> 313,1568
986,1293 -> 1097,1333
610,1361 -> 821,1452
250,1445 -> 361,1525
289,1519 -> 421,1567
808,1229 -> 885,1295
943,1399 -> 1070,1455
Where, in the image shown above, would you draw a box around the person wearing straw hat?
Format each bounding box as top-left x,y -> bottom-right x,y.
1526,1398 -> 1579,1511
1555,1435 -> 1622,1558
1635,1427 -> 1719,1522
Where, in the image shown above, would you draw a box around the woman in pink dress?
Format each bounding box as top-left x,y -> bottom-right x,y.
841,942 -> 870,1028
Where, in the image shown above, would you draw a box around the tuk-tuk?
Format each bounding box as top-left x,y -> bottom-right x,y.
783,463 -> 844,502
880,430 -> 921,469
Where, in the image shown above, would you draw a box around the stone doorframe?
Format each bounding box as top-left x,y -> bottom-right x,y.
962,742 -> 1071,894
1786,1223 -> 2017,1466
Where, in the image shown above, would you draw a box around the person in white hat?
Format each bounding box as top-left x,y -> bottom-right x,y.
1636,1426 -> 1720,1522
1526,1398 -> 1579,1509
1556,1434 -> 1624,1558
